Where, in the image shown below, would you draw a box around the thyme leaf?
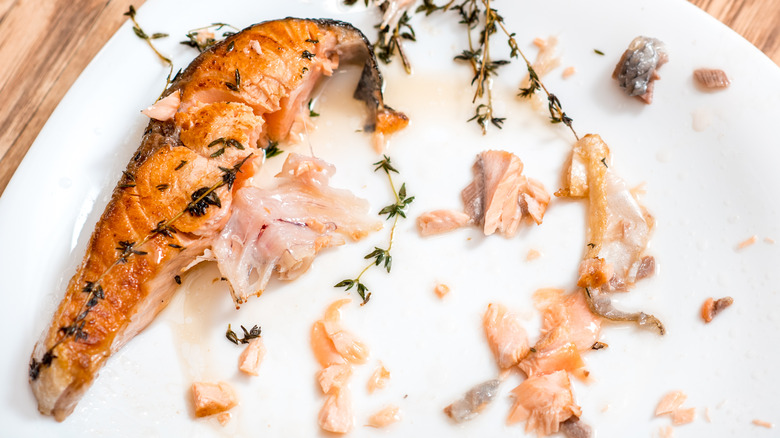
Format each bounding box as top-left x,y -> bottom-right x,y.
186,187 -> 222,217
264,141 -> 283,159
225,324 -> 262,345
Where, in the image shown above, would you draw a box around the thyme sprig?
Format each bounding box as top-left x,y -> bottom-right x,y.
124,5 -> 174,96
342,0 -> 416,74
374,10 -> 415,74
335,155 -> 414,305
413,0 -> 579,139
180,23 -> 239,52
489,10 -> 579,139
447,0 -> 510,134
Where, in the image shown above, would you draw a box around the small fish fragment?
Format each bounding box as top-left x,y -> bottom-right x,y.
612,36 -> 668,104
483,303 -> 530,369
507,370 -> 581,436
560,416 -> 593,438
655,391 -> 687,416
461,151 -> 550,237
670,407 -> 695,425
367,363 -> 391,393
217,412 -> 231,426
693,68 -> 730,90
737,235 -> 758,249
141,90 -> 181,121
519,289 -> 601,378
191,381 -> 238,418
659,425 -> 675,438
367,404 -> 401,428
752,419 -> 774,428
701,296 -> 733,323
318,364 -> 352,394
322,299 -> 370,365
318,387 -> 354,434
434,283 -> 451,298
444,379 -> 501,423
238,337 -> 266,376
417,209 -> 471,236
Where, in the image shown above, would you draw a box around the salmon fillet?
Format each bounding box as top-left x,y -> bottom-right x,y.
29,17 -> 406,421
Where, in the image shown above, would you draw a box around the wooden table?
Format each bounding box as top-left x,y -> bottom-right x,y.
0,0 -> 778,197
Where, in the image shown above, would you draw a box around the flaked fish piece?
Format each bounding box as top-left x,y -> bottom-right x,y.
655,390 -> 687,416
693,68 -> 730,90
701,296 -> 733,323
311,299 -> 370,368
30,17 -> 406,421
367,363 -> 390,393
238,337 -> 266,376
367,404 -> 401,428
191,381 -> 238,418
318,386 -> 354,434
558,134 -> 664,334
483,303 -> 530,369
461,150 -> 549,237
519,289 -> 601,379
444,379 -> 501,423
318,364 -> 352,394
507,370 -> 581,436
417,209 -> 470,236
612,36 -> 668,104
212,154 -> 381,305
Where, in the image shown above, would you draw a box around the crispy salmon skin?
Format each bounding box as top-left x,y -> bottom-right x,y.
29,17 -> 406,421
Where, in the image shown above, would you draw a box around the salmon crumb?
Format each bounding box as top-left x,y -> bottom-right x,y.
737,235 -> 758,249
701,296 -> 733,323
670,407 -> 695,425
526,249 -> 541,261
764,237 -> 775,244
367,363 -> 391,394
217,412 -> 231,426
562,66 -> 577,79
753,419 -> 774,428
658,425 -> 674,438
655,391 -> 687,416
366,405 -> 401,428
238,337 -> 266,376
434,283 -> 450,298
533,37 -> 547,49
704,407 -> 712,423
191,381 -> 238,418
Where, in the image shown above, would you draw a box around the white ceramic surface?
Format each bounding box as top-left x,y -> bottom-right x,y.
1,0 -> 779,436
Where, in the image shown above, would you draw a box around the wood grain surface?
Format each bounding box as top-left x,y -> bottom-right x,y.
0,0 -> 778,197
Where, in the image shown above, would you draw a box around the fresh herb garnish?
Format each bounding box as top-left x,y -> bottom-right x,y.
124,5 -> 174,96
335,155 -> 414,305
264,141 -> 283,159
225,324 -> 262,345
225,68 -> 241,92
308,99 -> 319,118
594,49 -> 605,56
180,23 -> 239,53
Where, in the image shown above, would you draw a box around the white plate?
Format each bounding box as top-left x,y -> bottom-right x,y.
2,0 -> 779,436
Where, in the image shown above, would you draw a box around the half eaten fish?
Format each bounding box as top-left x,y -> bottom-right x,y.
29,17 -> 406,421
